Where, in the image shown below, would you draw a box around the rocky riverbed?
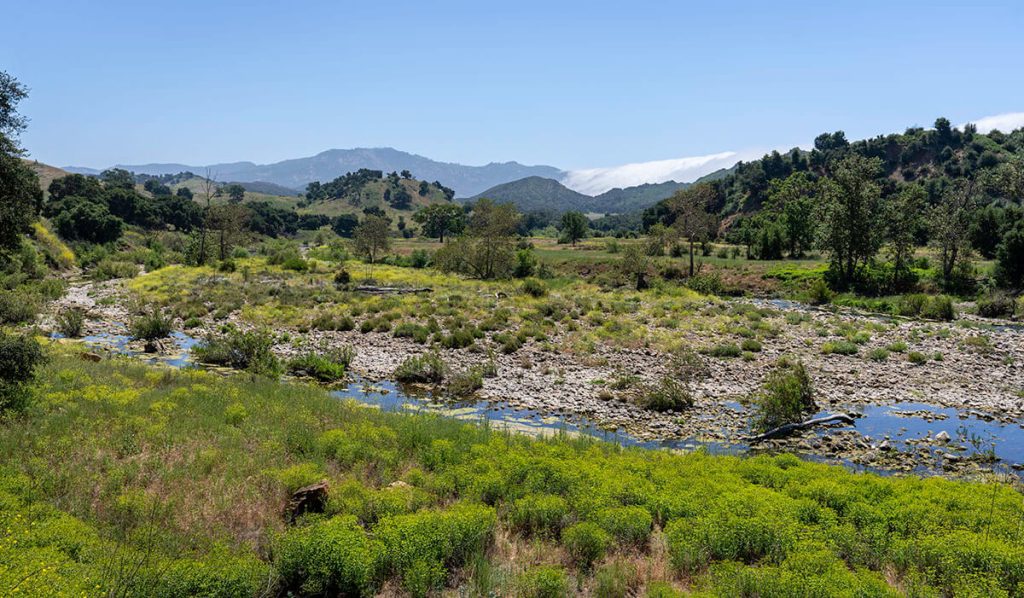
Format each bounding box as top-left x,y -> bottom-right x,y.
45,274 -> 1024,479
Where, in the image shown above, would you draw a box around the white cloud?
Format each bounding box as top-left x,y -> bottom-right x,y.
561,150 -> 758,195
966,112 -> 1024,134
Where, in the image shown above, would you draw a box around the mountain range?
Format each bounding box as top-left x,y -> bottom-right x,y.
66,147 -> 562,199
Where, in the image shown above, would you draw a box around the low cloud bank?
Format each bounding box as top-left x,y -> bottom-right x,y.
561,151 -> 746,195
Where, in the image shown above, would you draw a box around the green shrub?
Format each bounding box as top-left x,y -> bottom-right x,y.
740,338 -> 762,353
130,309 -> 173,340
375,504 -> 496,593
288,346 -> 355,382
639,377 -> 693,412
687,272 -> 723,295
886,341 -> 908,353
597,506 -> 653,547
516,565 -> 569,598
282,255 -> 309,272
807,279 -> 833,305
446,367 -> 484,397
665,510 -> 794,574
509,494 -> 568,537
922,295 -> 956,321
752,358 -> 815,432
440,326 -> 477,349
276,515 -> 383,596
156,551 -> 272,598
394,353 -> 446,384
705,343 -> 741,358
0,333 -> 46,412
593,561 -> 636,598
562,522 -> 610,570
91,259 -> 139,281
393,322 -> 430,344
897,294 -> 928,317
821,340 -> 858,355
0,290 -> 39,324
224,402 -> 247,426
977,291 -> 1015,318
521,278 -> 547,297
868,348 -> 889,362
193,328 -> 282,377
908,351 -> 928,365
55,307 -> 85,338
272,462 -> 325,493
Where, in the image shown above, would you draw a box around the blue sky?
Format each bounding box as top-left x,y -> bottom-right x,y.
5,0 -> 1023,177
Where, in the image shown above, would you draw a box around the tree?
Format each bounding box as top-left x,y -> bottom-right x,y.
667,184 -> 718,276
353,214 -> 391,264
100,168 -> 135,190
143,179 -> 172,196
886,184 -> 925,288
0,333 -> 46,412
413,204 -> 465,243
389,186 -> 412,209
418,180 -> 430,196
620,243 -> 650,290
996,217 -> 1024,288
207,204 -> 249,260
930,179 -> 976,289
560,211 -> 589,246
0,72 -> 42,253
0,71 -> 29,156
176,186 -> 194,200
817,155 -> 883,288
400,170 -> 412,179
765,172 -> 816,258
48,173 -> 102,202
332,213 -> 359,238
970,205 -> 1003,259
196,171 -> 217,265
0,152 -> 42,252
225,183 -> 246,204
433,199 -> 520,279
53,197 -> 123,243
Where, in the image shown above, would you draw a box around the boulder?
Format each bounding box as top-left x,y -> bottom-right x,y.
285,481 -> 329,522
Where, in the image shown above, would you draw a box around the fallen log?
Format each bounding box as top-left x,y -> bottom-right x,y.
745,413 -> 856,443
354,285 -> 433,295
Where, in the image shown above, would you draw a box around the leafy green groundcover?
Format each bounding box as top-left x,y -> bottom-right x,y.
2,352 -> 1024,596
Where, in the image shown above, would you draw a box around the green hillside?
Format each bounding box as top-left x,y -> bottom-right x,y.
671,120 -> 1022,219
466,176 -> 592,212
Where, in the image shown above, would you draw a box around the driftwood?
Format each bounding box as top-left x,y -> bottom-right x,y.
745,413 -> 856,443
354,285 -> 433,295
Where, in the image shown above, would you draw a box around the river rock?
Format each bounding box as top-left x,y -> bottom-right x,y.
935,431 -> 951,443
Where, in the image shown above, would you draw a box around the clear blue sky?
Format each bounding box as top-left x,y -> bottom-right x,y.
5,0 -> 1023,170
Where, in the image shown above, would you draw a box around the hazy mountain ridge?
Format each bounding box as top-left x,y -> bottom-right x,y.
66,148 -> 562,198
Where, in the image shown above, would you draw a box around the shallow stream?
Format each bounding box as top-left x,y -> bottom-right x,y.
67,329 -> 1024,477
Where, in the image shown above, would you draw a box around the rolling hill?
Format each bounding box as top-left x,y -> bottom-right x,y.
464,176 -> 730,214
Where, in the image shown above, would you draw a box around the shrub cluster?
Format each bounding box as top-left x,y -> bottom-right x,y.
193,327 -> 282,377
394,353 -> 447,384
751,358 -> 815,432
